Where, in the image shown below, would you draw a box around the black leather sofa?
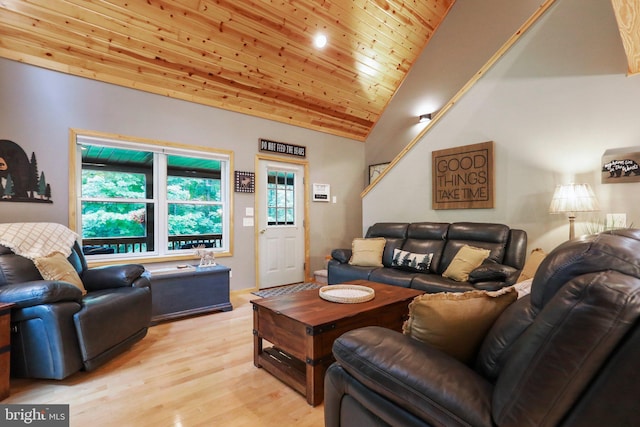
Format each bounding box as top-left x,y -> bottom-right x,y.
0,242 -> 152,379
328,222 -> 527,292
325,229 -> 640,427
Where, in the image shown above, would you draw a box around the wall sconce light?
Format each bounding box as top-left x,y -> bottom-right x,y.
419,113 -> 432,123
549,183 -> 600,240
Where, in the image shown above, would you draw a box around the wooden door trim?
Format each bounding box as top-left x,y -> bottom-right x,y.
254,154 -> 310,290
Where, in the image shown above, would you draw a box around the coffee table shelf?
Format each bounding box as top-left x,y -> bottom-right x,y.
259,347 -> 307,396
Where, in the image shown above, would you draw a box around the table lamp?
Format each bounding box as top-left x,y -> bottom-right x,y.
549,183 -> 600,240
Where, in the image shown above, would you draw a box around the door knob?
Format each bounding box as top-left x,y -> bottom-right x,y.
260,229 -> 266,234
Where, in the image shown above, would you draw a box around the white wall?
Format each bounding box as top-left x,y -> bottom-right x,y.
0,58 -> 364,291
363,0 -> 640,253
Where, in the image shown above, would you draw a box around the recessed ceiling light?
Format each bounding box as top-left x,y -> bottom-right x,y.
314,34 -> 327,49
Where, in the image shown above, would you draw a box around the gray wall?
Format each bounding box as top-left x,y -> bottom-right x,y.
363,0 -> 640,253
0,57 -> 364,291
365,0 -> 546,171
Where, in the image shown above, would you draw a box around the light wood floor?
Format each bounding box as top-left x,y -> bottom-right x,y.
5,293 -> 325,427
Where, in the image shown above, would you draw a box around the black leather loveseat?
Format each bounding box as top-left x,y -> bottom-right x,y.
328,222 -> 527,292
0,242 -> 151,379
325,229 -> 640,427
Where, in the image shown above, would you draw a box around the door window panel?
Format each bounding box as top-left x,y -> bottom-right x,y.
267,170 -> 296,226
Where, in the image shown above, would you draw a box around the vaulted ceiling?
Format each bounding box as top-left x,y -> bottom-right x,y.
1,1 -> 637,143
0,0 -> 455,141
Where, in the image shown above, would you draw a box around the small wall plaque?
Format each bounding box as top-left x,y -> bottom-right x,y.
235,171 -> 255,193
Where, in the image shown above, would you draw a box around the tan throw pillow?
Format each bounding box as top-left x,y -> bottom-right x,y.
517,248 -> 547,283
442,245 -> 491,282
348,237 -> 386,267
34,252 -> 87,295
403,287 -> 518,363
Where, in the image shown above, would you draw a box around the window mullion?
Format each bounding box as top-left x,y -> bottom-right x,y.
156,152 -> 167,256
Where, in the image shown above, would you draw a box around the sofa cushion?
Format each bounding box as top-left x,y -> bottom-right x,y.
33,252 -> 87,295
391,248 -> 433,272
403,287 -> 518,363
438,223 -> 510,274
349,238 -> 386,267
410,274 -> 476,293
328,260 -> 376,284
442,245 -> 491,282
0,251 -> 45,286
369,267 -> 415,288
365,223 -> 408,267
403,223 -> 449,272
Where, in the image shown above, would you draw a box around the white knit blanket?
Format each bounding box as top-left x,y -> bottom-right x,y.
0,222 -> 78,259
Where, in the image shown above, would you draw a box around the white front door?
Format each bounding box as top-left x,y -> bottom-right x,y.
257,158 -> 306,288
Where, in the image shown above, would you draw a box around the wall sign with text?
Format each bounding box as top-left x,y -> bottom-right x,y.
312,183 -> 330,202
259,138 -> 306,158
432,141 -> 494,210
601,146 -> 640,183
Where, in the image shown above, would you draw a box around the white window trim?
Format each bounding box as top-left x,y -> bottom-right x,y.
69,129 -> 234,265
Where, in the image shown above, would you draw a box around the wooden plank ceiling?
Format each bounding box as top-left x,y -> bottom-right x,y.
611,0 -> 640,76
0,0 -> 455,141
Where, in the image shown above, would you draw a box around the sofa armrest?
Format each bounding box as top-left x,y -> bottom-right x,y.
332,326 -> 493,427
0,280 -> 83,308
132,270 -> 151,289
469,263 -> 518,284
82,264 -> 147,291
331,248 -> 352,264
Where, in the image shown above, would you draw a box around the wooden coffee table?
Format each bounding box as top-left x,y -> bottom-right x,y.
251,280 -> 422,406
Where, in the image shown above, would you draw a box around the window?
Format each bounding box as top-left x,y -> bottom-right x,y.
267,170 -> 296,226
71,130 -> 233,260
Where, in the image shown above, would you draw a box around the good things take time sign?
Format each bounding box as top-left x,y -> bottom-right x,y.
432,141 -> 494,210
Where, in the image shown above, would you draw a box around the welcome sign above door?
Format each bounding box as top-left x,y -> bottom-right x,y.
432,141 -> 494,210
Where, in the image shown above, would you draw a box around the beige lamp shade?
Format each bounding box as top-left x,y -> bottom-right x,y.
549,183 -> 600,239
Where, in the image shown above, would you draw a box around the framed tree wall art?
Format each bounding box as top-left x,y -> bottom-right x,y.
432,141 -> 494,210
0,139 -> 53,203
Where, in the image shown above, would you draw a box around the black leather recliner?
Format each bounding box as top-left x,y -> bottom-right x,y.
0,242 -> 152,379
325,229 -> 640,426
